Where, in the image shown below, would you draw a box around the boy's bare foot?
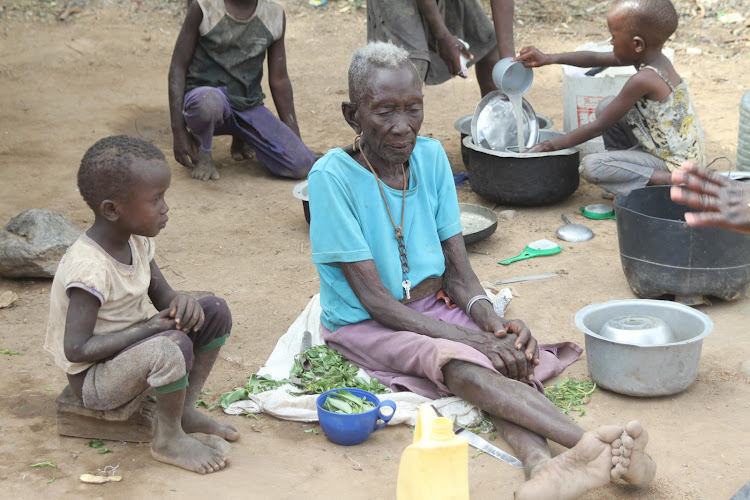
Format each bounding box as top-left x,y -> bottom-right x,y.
611,420 -> 657,488
515,425 -> 624,500
230,137 -> 255,161
193,151 -> 220,181
151,425 -> 229,474
182,406 -> 240,441
189,432 -> 232,455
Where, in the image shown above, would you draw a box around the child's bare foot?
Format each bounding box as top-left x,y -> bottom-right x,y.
611,420 -> 656,488
230,137 -> 255,161
189,432 -> 231,455
193,151 -> 220,181
515,425 -> 623,500
182,406 -> 240,441
151,426 -> 229,474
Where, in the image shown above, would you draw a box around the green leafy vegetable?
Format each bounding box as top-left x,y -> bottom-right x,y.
98,448 -> 112,454
196,398 -> 216,410
88,440 -> 105,448
31,461 -> 58,471
218,346 -> 389,409
545,377 -> 597,418
304,428 -> 319,435
1,349 -> 22,355
322,389 -> 376,414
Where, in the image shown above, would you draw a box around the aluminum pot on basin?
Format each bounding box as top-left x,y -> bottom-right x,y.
574,299 -> 713,397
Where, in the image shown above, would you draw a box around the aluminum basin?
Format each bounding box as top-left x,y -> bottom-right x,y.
575,299 -> 713,397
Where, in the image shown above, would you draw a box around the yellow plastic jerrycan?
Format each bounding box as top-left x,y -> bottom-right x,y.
396,403 -> 469,500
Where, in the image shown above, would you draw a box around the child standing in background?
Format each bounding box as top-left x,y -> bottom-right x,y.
45,136 -> 238,474
516,0 -> 704,197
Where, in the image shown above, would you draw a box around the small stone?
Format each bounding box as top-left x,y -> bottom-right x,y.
499,210 -> 518,221
0,290 -> 19,308
686,47 -> 703,55
740,359 -> 750,377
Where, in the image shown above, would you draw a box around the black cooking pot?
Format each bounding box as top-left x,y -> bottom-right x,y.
462,131 -> 580,206
615,185 -> 750,300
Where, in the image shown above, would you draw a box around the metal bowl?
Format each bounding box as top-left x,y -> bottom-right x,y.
292,180 -> 310,225
575,299 -> 713,397
459,203 -> 498,245
455,113 -> 551,170
463,131 -> 580,206
471,91 -> 539,152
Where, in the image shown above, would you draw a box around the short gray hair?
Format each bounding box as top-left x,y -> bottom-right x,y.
348,41 -> 421,104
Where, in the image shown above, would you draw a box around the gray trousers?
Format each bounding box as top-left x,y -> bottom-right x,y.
81,296 -> 232,410
579,97 -> 670,196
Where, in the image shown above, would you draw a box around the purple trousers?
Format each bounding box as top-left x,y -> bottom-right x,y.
183,86 -> 314,179
322,293 -> 582,400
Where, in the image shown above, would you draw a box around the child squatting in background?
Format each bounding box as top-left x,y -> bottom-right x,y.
168,0 -> 316,181
515,0 -> 705,197
44,136 -> 239,474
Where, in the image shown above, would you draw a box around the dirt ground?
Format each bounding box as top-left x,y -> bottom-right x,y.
1,0 -> 749,498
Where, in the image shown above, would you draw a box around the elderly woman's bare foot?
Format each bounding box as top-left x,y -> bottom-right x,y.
611,420 -> 656,488
151,427 -> 230,474
515,425 -> 623,500
193,151 -> 220,181
230,137 -> 255,161
182,406 -> 240,441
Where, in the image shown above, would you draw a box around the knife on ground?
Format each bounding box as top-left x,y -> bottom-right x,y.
432,406 -> 523,469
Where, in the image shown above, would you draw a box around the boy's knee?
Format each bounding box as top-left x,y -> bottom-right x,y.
186,87 -> 227,124
200,296 -> 232,327
161,332 -> 196,372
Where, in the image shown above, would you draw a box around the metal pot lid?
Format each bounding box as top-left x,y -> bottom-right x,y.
599,315 -> 675,345
471,91 -> 540,152
292,180 -> 308,202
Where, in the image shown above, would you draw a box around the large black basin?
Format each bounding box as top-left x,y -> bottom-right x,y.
615,185 -> 750,300
462,131 -> 580,206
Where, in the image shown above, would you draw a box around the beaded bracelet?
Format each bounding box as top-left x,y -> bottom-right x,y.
466,294 -> 492,316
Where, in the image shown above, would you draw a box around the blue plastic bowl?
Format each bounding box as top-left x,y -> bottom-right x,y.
316,388 -> 396,446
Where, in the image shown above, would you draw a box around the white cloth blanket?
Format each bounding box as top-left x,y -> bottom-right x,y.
224,292 -> 511,427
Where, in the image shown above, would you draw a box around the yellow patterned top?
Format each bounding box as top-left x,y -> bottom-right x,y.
627,65 -> 706,170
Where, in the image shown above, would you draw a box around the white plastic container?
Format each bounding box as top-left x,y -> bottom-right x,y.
561,41 -> 674,156
738,91 -> 750,172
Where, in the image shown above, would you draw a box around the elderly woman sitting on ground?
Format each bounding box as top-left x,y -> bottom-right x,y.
307,41 -> 657,499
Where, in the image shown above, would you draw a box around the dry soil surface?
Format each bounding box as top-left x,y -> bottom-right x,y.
1,0 -> 749,498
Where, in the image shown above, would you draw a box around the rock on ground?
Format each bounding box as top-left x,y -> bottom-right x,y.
0,209 -> 81,279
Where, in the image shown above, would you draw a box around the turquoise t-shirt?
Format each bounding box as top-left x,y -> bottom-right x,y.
309,137 -> 462,331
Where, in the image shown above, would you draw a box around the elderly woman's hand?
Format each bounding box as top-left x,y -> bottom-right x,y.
465,326 -> 539,382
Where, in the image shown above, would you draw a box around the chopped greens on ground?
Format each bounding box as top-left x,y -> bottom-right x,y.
545,378 -> 597,417
1,349 -> 22,355
30,461 -> 58,471
322,389 -> 377,414
219,345 -> 390,409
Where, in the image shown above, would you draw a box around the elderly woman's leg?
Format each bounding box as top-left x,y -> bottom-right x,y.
443,360 -> 582,447
443,360 -> 656,499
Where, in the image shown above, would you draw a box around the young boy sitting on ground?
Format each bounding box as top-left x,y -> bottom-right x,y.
169,0 -> 315,181
514,0 -> 704,197
45,136 -> 239,474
